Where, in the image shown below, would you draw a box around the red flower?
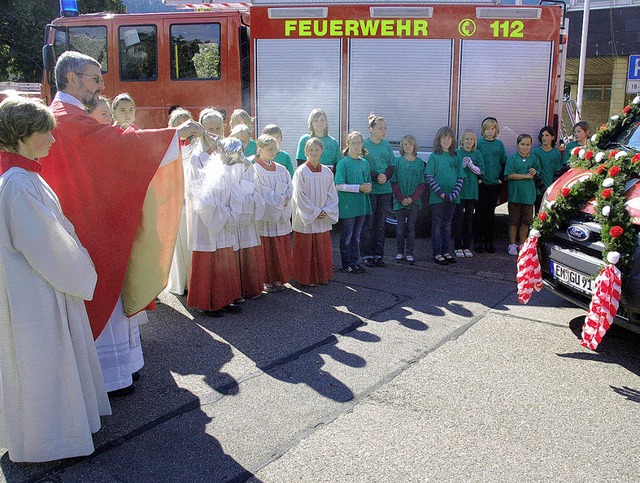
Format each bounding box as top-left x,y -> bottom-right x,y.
561,188 -> 570,197
600,124 -> 607,131
608,165 -> 621,177
571,146 -> 581,156
623,105 -> 631,114
538,211 -> 547,222
596,164 -> 607,174
601,188 -> 613,199
610,226 -> 624,238
585,150 -> 594,160
608,149 -> 619,159
633,153 -> 640,164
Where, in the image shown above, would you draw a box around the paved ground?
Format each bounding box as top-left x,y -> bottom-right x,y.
2,214 -> 639,482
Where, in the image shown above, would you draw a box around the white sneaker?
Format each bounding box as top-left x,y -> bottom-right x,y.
455,249 -> 465,257
508,244 -> 518,256
463,249 -> 474,258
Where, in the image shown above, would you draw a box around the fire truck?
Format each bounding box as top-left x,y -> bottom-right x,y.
42,0 -> 567,157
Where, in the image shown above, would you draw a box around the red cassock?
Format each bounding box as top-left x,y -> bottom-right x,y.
40,100 -> 180,339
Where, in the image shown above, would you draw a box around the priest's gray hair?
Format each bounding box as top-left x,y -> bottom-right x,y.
55,51 -> 101,91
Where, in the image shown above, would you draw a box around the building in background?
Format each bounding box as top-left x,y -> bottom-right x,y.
564,0 -> 640,131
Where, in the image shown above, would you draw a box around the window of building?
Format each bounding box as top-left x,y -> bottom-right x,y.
170,23 -> 221,80
119,25 -> 158,81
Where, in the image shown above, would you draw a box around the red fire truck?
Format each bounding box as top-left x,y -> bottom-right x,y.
42,0 -> 567,157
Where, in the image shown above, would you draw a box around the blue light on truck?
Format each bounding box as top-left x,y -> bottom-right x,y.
60,0 -> 79,17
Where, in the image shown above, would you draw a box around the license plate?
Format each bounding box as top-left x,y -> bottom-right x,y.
550,260 -> 595,295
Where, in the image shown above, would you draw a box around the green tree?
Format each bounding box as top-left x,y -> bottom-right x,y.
0,0 -> 126,82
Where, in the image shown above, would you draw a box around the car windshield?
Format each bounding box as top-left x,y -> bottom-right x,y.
608,119 -> 640,151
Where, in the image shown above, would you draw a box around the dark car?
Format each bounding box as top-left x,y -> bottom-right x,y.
538,111 -> 640,334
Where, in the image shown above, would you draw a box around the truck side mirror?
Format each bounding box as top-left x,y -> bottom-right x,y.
43,44 -> 56,71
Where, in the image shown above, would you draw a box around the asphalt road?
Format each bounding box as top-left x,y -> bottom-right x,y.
2,217 -> 639,482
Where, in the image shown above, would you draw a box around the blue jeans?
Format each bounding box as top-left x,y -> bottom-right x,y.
453,199 -> 477,250
431,202 -> 456,257
361,193 -> 391,260
340,216 -> 366,268
396,203 -> 419,256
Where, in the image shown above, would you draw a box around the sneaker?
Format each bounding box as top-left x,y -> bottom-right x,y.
364,258 -> 376,268
342,265 -> 357,274
395,254 -> 404,263
463,249 -> 474,258
374,258 -> 385,267
263,283 -> 277,293
455,249 -> 465,258
508,244 -> 518,256
406,255 -> 415,265
353,264 -> 367,274
443,253 -> 456,264
274,281 -> 286,291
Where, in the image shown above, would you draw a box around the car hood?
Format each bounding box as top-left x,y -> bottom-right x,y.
545,168 -> 640,225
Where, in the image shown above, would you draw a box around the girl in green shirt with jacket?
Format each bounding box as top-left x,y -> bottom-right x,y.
335,132 -> 372,274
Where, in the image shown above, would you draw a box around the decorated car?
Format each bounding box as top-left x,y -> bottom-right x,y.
517,96 -> 640,348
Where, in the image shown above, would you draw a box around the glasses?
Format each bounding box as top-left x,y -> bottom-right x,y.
77,73 -> 105,85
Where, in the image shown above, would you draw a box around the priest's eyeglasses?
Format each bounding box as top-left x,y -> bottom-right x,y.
77,73 -> 105,86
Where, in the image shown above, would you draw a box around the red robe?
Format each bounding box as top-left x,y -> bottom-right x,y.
40,100 -> 180,339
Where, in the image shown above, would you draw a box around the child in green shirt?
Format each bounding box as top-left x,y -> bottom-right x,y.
296,108 -> 341,169
505,134 -> 541,256
532,125 -> 563,212
335,131 -> 372,273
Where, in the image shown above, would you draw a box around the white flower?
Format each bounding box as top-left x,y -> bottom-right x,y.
615,150 -> 628,160
602,177 -> 614,188
595,152 -> 606,162
579,148 -> 586,159
633,95 -> 640,105
607,251 -> 620,265
591,134 -> 598,143
611,115 -> 619,121
602,205 -> 611,217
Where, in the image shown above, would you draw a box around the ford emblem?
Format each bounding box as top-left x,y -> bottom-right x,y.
567,224 -> 591,241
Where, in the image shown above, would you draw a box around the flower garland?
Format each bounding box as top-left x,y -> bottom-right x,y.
532,96 -> 640,277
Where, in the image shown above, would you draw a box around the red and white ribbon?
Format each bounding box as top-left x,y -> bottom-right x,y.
580,252 -> 622,350
516,230 -> 543,304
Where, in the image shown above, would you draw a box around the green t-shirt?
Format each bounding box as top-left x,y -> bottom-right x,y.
364,138 -> 394,195
335,156 -> 372,218
244,139 -> 257,157
456,148 -> 485,201
532,146 -> 562,193
391,156 -> 425,210
296,134 -> 341,167
477,137 -> 507,185
274,150 -> 295,178
425,152 -> 465,205
504,153 -> 541,205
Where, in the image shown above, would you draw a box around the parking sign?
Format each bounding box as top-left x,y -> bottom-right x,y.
629,55 -> 640,80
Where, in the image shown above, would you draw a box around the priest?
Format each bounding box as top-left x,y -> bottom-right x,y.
40,51 -> 203,396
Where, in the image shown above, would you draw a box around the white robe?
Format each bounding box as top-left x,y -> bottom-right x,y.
0,167 -> 111,462
291,163 -> 339,234
234,163 -> 265,249
167,143 -> 195,295
254,162 -> 293,237
185,146 -> 242,252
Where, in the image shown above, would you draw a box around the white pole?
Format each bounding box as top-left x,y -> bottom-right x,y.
576,0 -> 591,118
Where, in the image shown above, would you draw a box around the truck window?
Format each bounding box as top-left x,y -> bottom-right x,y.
119,25 -> 158,81
170,23 -> 221,80
54,26 -> 108,72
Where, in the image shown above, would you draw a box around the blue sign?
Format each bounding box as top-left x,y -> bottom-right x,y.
629,56 -> 640,80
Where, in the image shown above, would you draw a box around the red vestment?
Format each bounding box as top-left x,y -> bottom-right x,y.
40,100 -> 180,339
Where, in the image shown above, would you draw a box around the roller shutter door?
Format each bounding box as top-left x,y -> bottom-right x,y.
348,38 -> 453,150
255,38 -> 342,158
457,40 -> 552,155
